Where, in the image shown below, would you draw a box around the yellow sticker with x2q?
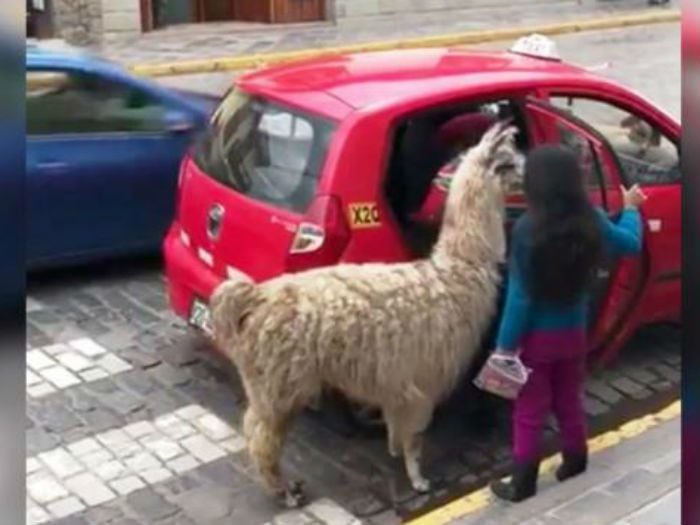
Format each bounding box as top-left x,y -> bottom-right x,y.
348,202 -> 381,229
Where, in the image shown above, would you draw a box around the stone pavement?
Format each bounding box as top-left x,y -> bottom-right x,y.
448,415 -> 680,525
91,0 -> 678,66
614,488 -> 680,525
25,256 -> 680,525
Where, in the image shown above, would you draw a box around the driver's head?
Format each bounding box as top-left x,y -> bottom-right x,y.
621,115 -> 661,148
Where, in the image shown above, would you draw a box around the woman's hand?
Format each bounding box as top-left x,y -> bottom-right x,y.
622,184 -> 648,210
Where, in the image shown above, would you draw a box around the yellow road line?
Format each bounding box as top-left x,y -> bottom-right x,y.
130,9 -> 679,78
406,399 -> 681,525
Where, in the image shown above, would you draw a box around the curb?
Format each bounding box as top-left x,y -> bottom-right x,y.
404,399 -> 681,525
129,8 -> 679,78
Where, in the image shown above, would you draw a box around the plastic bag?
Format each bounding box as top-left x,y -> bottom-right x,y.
473,353 -> 531,400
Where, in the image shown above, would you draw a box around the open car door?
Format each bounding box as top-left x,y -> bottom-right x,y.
519,98 -> 648,361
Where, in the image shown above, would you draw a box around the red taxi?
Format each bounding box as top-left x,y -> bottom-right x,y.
164,35 -> 680,366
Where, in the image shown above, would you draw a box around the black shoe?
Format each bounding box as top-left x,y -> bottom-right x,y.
490,461 -> 539,502
556,452 -> 588,482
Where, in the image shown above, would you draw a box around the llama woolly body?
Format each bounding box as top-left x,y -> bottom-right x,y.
211,123 -> 518,502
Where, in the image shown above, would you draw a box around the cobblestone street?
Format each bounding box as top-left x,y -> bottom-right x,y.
26,254 -> 680,525
26,16 -> 681,525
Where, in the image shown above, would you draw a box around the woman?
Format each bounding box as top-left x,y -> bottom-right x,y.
490,145 -> 646,502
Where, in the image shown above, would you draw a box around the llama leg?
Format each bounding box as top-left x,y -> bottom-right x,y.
388,426 -> 402,458
243,406 -> 306,508
403,432 -> 430,492
400,403 -> 434,492
384,407 -> 403,458
243,407 -> 284,494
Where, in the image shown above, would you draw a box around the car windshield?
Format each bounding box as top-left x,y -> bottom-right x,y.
193,88 -> 336,214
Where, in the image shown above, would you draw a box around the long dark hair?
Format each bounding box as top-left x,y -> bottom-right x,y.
523,145 -> 602,304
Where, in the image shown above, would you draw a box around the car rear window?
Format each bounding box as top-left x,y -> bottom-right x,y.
193,89 -> 336,214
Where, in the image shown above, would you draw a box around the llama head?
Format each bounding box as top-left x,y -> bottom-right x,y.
462,121 -> 520,191
444,122 -> 520,218
435,122 -> 520,264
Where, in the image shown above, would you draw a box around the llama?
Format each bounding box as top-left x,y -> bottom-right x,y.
210,122 -> 520,507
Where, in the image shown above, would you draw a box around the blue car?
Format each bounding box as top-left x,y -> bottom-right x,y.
26,44 -> 218,269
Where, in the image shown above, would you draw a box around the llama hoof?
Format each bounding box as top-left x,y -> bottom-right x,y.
411,477 -> 431,493
281,481 -> 307,509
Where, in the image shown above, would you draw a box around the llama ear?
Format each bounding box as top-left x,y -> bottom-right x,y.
479,121 -> 518,157
479,122 -> 519,178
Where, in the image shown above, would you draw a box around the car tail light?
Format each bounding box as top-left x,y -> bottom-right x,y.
175,159 -> 189,218
290,223 -> 325,254
179,228 -> 191,247
286,194 -> 350,272
177,161 -> 186,189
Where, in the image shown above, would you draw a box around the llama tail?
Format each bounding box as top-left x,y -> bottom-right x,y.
210,272 -> 259,348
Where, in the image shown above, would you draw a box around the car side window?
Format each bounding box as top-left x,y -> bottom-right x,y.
27,69 -> 168,136
510,117 -> 606,209
502,116 -> 603,202
550,96 -> 680,186
556,123 -> 608,191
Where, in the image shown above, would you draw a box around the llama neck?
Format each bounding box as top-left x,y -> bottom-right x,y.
431,175 -> 506,266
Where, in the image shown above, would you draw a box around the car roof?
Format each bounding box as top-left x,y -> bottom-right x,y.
238,47 -> 616,120
26,41 -> 126,76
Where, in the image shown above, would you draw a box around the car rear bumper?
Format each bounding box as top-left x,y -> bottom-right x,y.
163,223 -> 223,320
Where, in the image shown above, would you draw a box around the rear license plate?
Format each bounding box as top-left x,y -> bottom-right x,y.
188,298 -> 212,336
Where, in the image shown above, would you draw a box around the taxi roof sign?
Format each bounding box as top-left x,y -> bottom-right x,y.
509,34 -> 561,61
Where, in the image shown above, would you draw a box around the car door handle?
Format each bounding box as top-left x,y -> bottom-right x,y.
167,121 -> 195,134
37,161 -> 69,173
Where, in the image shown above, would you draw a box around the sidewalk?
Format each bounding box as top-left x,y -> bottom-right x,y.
93,0 -> 678,67
614,489 -> 680,525
446,415 -> 680,525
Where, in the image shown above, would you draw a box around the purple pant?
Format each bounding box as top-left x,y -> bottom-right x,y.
513,330 -> 588,463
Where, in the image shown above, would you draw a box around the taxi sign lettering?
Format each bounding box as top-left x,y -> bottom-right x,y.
349,202 -> 380,228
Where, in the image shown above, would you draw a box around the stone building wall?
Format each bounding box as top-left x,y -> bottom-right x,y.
52,0 -> 103,45
52,0 -> 140,45
100,0 -> 142,42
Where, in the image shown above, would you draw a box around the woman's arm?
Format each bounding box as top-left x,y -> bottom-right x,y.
596,207 -> 643,256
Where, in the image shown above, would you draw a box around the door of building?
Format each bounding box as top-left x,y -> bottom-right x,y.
233,0 -> 270,22
200,0 -> 235,21
235,0 -> 325,23
27,0 -> 54,38
272,0 -> 325,23
158,0 -> 196,26
140,0 -> 327,30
